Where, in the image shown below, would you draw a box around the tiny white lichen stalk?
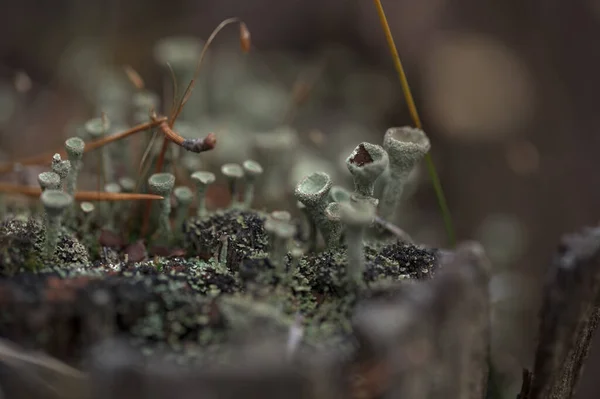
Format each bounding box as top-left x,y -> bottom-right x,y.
41,190 -> 73,261
147,173 -> 176,242
340,199 -> 376,285
242,160 -> 263,208
191,171 -> 215,218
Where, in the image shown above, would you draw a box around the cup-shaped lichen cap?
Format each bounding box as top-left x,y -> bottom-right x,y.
329,185 -> 352,204
294,171 -> 333,208
340,200 -> 376,227
80,202 -> 95,213
84,117 -> 111,138
148,173 -> 175,196
104,183 -> 121,193
118,177 -> 136,192
383,127 -> 430,173
191,171 -> 216,187
325,202 -> 342,223
51,154 -> 71,180
38,172 -> 61,190
41,190 -> 73,217
270,210 -> 292,223
174,186 -> 193,205
221,163 -> 244,180
265,215 -> 296,238
243,160 -> 263,179
65,137 -> 85,160
346,142 -> 389,197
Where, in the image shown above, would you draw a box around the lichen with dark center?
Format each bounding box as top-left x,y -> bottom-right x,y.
350,144 -> 374,167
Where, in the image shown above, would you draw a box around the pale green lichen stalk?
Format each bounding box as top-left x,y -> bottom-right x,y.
85,117 -> 112,182
191,171 -> 215,218
324,202 -> 343,248
64,137 -> 85,197
287,246 -> 304,283
80,202 -> 95,233
221,163 -> 244,208
340,199 -> 375,285
104,183 -> 121,230
41,190 -> 73,261
242,160 -> 263,208
264,211 -> 296,273
297,201 -> 317,252
51,154 -> 71,190
380,127 -> 430,220
294,171 -> 333,248
148,173 -> 175,243
174,186 -> 193,239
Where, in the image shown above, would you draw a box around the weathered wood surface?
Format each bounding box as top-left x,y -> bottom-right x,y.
524,227 -> 600,399
0,240 -> 495,399
5,226 -> 600,399
352,241 -> 491,399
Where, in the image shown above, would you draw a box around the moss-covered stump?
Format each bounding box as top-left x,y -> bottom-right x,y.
0,209 -> 439,367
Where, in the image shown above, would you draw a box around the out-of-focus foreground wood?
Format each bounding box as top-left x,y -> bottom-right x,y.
0,227 -> 599,399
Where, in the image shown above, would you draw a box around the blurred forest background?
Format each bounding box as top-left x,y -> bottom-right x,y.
0,0 -> 598,397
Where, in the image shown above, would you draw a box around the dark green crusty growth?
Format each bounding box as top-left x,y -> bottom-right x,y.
0,218 -> 89,275
0,208 -> 437,366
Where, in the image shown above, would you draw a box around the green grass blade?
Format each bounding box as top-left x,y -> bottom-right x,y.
372,0 -> 456,247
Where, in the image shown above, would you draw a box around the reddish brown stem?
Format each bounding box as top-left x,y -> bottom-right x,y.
142,119 -> 216,237
0,118 -> 166,174
0,183 -> 163,201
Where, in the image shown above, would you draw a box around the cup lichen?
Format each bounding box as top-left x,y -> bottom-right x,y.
37,172 -> 61,192
148,173 -> 175,242
64,137 -> 85,197
41,190 -> 73,260
221,163 -> 244,208
345,142 -> 389,202
51,154 -> 71,190
174,186 -> 194,239
380,126 -> 430,220
294,171 -> 333,248
191,171 -> 216,218
340,199 -> 376,285
242,160 -> 263,208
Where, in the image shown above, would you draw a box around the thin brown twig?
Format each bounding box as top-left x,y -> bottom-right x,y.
0,183 -> 163,201
155,17 -> 246,174
123,65 -> 145,90
0,118 -> 167,174
142,18 -> 247,238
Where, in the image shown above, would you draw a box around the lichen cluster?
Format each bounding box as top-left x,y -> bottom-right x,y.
0,200 -> 436,366
0,27 -> 440,370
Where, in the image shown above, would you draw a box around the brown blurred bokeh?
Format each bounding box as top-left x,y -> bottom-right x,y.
0,0 -> 599,397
